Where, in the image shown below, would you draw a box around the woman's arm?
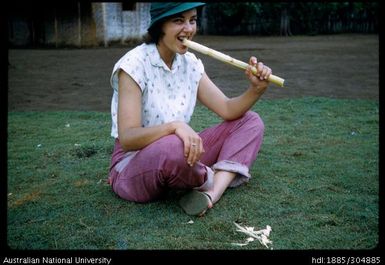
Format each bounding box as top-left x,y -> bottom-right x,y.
198,57 -> 271,121
118,70 -> 204,166
117,70 -> 175,152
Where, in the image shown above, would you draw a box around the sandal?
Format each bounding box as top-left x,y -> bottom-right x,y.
179,190 -> 213,216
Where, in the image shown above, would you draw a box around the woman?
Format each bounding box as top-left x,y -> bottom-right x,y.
107,2 -> 272,216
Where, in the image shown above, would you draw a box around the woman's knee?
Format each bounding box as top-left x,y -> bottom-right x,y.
244,111 -> 265,133
149,135 -> 187,165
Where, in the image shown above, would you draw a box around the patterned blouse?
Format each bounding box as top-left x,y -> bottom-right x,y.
110,43 -> 204,139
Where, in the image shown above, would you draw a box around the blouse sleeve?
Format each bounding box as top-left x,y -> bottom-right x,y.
196,56 -> 204,77
110,54 -> 146,93
187,52 -> 204,82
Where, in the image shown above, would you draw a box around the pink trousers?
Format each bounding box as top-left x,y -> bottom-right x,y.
108,111 -> 264,202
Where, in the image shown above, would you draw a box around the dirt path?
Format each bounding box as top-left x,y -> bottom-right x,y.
8,34 -> 378,112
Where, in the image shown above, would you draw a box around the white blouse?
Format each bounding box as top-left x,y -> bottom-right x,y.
110,43 -> 204,139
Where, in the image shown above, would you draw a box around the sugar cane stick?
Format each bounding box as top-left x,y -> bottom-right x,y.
183,39 -> 285,87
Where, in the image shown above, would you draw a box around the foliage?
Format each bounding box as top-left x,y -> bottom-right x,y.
204,2 -> 263,34
203,2 -> 378,35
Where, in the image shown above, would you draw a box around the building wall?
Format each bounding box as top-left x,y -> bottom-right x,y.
52,3 -> 83,47
92,3 -> 123,46
92,2 -> 151,46
8,15 -> 31,46
8,2 -> 151,47
122,3 -> 151,41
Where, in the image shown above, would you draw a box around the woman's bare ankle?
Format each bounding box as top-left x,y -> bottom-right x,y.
205,190 -> 221,205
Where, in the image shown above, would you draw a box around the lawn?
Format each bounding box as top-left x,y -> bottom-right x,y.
7,97 -> 379,250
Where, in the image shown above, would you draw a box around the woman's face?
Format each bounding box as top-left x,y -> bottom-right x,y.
158,8 -> 198,55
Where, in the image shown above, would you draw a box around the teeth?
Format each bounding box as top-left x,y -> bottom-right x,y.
178,37 -> 187,41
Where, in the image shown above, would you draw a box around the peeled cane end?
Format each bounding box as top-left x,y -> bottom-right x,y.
250,66 -> 285,87
269,75 -> 285,87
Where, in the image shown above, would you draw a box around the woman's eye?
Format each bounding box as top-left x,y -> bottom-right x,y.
173,18 -> 184,24
172,18 -> 197,25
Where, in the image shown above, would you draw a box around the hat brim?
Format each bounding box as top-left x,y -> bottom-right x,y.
148,3 -> 206,29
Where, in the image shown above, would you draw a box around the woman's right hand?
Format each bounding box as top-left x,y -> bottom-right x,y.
172,121 -> 205,167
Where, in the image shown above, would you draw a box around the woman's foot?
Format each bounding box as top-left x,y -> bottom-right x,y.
179,190 -> 213,216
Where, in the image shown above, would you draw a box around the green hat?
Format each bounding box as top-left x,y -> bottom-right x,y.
149,2 -> 206,29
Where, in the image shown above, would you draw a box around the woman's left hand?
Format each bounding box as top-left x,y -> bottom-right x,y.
245,56 -> 272,92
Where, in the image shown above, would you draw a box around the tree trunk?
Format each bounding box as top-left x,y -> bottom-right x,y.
54,7 -> 58,48
77,2 -> 82,47
102,3 -> 108,47
200,5 -> 208,35
280,8 -> 292,36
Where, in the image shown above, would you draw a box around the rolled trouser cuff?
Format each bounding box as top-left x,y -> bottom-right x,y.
212,160 -> 251,187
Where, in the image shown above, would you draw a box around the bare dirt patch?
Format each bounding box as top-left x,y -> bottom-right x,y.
8,34 -> 378,112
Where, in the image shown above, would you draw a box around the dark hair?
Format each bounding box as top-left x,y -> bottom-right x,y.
143,17 -> 168,44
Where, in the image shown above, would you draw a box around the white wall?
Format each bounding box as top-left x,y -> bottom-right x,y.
122,3 -> 151,40
92,2 -> 151,46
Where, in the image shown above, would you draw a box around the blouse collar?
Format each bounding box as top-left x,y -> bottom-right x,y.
148,43 -> 182,73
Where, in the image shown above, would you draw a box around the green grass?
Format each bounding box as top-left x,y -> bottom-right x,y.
7,97 -> 379,250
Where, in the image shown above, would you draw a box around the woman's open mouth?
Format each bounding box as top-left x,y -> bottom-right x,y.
177,36 -> 188,46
